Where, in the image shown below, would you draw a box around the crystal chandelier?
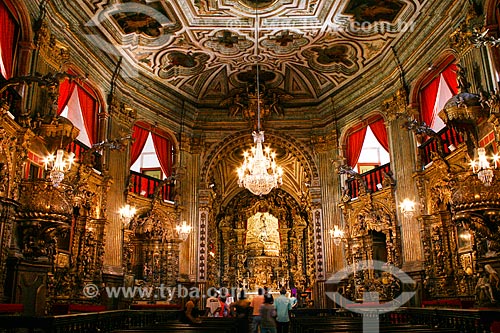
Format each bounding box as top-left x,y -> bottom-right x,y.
43,149 -> 75,187
176,221 -> 192,241
236,4 -> 284,196
469,147 -> 499,186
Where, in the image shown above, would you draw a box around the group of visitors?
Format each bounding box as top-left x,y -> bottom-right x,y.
181,287 -> 298,333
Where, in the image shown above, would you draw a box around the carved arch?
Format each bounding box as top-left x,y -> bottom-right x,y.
200,130 -> 318,185
3,0 -> 34,76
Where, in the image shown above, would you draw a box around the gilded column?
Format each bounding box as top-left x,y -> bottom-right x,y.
312,131 -> 343,273
383,91 -> 424,271
102,102 -> 136,275
183,136 -> 203,280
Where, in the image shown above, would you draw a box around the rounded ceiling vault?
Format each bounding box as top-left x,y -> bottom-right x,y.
66,0 -> 420,108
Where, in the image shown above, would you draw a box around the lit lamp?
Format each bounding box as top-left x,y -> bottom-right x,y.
235,3 -> 284,196
43,149 -> 75,187
329,225 -> 345,246
399,198 -> 416,217
469,147 -> 499,186
119,204 -> 136,228
176,221 -> 192,241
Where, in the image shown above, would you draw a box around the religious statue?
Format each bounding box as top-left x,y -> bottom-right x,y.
475,271 -> 496,304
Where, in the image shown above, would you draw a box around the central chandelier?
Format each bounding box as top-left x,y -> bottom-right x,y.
469,147 -> 499,186
43,149 -> 75,187
236,4 -> 283,196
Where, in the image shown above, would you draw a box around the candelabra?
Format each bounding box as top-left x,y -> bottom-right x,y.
399,198 -> 416,217
329,225 -> 345,246
176,221 -> 192,241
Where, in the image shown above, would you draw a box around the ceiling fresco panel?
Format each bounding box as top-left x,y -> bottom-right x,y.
71,0 -> 421,107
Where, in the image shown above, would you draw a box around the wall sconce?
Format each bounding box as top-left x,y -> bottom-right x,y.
43,149 -> 75,187
469,147 -> 499,186
399,198 -> 416,217
119,204 -> 136,228
328,225 -> 345,246
176,221 -> 192,241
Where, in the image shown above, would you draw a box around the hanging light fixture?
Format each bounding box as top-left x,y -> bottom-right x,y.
43,149 -> 75,187
469,147 -> 499,186
236,4 -> 283,196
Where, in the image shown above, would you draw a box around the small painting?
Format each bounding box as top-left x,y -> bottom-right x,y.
344,0 -> 405,24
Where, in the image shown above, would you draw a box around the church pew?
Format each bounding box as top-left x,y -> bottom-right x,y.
112,317 -> 240,333
291,316 -> 459,333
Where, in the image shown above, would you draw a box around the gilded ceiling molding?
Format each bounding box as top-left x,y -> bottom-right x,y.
110,100 -> 137,129
448,5 -> 484,56
381,88 -> 409,121
35,22 -> 70,70
310,130 -> 337,153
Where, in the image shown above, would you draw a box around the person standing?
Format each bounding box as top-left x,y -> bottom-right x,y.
205,291 -> 221,317
182,296 -> 202,324
260,294 -> 277,333
289,289 -> 298,309
234,290 -> 252,333
250,288 -> 265,333
274,288 -> 292,333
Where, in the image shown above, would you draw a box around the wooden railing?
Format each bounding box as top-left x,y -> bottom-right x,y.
0,309 -> 179,333
65,140 -> 103,172
289,307 -> 500,333
419,126 -> 464,168
346,163 -> 391,199
129,170 -> 175,202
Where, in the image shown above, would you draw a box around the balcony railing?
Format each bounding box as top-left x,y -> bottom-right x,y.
346,163 -> 391,199
129,170 -> 175,202
65,140 -> 103,172
419,126 -> 463,168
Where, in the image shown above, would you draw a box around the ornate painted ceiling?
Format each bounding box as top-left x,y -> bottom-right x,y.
72,0 -> 421,108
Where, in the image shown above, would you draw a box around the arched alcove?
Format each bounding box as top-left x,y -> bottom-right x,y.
206,188 -> 314,292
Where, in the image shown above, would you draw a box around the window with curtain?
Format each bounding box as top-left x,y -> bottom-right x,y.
57,77 -> 99,147
345,115 -> 390,173
130,122 -> 175,179
420,63 -> 458,133
0,0 -> 19,80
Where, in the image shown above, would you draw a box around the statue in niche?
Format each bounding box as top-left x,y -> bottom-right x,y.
245,212 -> 280,257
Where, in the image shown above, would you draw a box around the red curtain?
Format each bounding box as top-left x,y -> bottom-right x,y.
420,77 -> 440,127
346,127 -> 367,167
370,119 -> 389,152
77,86 -> 98,145
152,133 -> 173,177
420,63 -> 458,126
57,79 -> 76,115
0,1 -> 17,79
130,124 -> 149,166
441,63 -> 459,95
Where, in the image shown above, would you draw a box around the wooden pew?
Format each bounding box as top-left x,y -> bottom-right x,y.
112,317 -> 240,333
